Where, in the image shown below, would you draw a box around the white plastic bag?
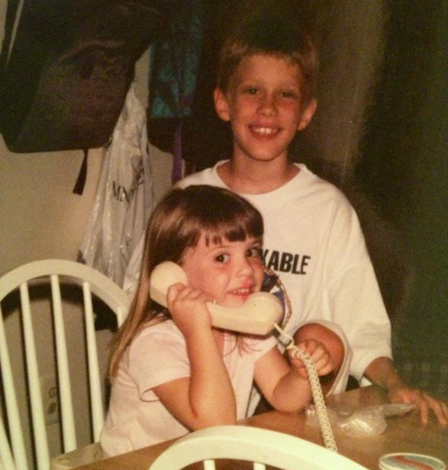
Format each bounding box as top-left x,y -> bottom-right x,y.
80,86 -> 155,285
306,404 -> 387,438
306,403 -> 414,438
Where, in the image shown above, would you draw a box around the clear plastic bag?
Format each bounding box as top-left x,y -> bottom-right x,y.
337,406 -> 388,436
306,403 -> 414,438
79,86 -> 155,285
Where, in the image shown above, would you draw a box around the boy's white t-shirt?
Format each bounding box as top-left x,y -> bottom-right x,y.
123,161 -> 392,382
100,320 -> 276,456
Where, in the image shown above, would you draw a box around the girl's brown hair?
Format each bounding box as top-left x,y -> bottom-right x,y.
108,185 -> 264,378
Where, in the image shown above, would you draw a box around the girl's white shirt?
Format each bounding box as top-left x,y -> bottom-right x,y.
100,320 -> 276,456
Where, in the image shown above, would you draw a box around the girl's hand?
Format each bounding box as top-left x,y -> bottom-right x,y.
167,284 -> 212,338
288,339 -> 334,380
388,385 -> 448,426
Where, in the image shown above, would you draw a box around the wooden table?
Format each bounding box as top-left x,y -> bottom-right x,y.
75,386 -> 448,470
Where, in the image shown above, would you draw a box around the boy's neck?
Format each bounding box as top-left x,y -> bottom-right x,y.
218,158 -> 300,195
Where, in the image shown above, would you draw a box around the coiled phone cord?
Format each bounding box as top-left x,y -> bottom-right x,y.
273,324 -> 338,452
264,268 -> 337,451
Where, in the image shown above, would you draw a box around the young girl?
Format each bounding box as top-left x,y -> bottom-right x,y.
100,185 -> 333,456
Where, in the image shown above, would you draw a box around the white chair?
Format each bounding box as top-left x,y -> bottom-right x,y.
148,425 -> 369,470
0,259 -> 130,470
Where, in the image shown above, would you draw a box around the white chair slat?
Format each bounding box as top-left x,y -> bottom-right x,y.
116,306 -> 125,328
82,281 -> 104,442
0,306 -> 28,470
51,275 -> 77,452
0,419 -> 16,470
254,463 -> 266,470
20,283 -> 50,470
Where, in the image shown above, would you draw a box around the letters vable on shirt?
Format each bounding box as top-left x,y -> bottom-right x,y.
262,250 -> 311,275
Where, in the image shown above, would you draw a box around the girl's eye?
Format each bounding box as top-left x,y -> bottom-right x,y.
247,247 -> 262,258
215,253 -> 230,263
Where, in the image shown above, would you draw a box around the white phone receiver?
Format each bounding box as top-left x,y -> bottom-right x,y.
150,261 -> 283,336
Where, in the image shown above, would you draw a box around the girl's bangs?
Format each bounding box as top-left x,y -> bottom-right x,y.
202,215 -> 262,246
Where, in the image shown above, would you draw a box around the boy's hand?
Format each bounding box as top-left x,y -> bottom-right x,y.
365,357 -> 448,426
167,283 -> 212,337
288,339 -> 333,380
388,385 -> 448,426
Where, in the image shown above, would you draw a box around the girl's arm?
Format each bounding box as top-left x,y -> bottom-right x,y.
153,284 -> 236,430
254,340 -> 333,412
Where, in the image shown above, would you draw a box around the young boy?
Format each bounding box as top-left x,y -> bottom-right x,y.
124,13 -> 448,423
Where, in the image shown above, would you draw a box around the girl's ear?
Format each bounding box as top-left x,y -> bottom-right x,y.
214,88 -> 231,122
297,98 -> 317,131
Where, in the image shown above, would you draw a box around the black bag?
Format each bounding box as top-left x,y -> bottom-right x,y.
0,0 -> 172,153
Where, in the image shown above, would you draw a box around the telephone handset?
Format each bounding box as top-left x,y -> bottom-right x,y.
149,261 -> 283,336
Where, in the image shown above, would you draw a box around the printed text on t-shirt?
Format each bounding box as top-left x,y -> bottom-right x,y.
262,249 -> 311,274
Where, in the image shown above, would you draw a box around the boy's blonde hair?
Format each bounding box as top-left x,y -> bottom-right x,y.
217,4 -> 319,105
108,185 -> 264,378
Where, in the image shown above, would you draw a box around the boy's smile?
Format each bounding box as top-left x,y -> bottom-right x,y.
181,236 -> 264,309
214,54 -> 316,165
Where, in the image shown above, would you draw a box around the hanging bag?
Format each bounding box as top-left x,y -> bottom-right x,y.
0,0 -> 170,152
79,86 -> 155,285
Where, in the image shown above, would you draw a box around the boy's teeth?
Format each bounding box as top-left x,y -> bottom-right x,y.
254,127 -> 277,135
